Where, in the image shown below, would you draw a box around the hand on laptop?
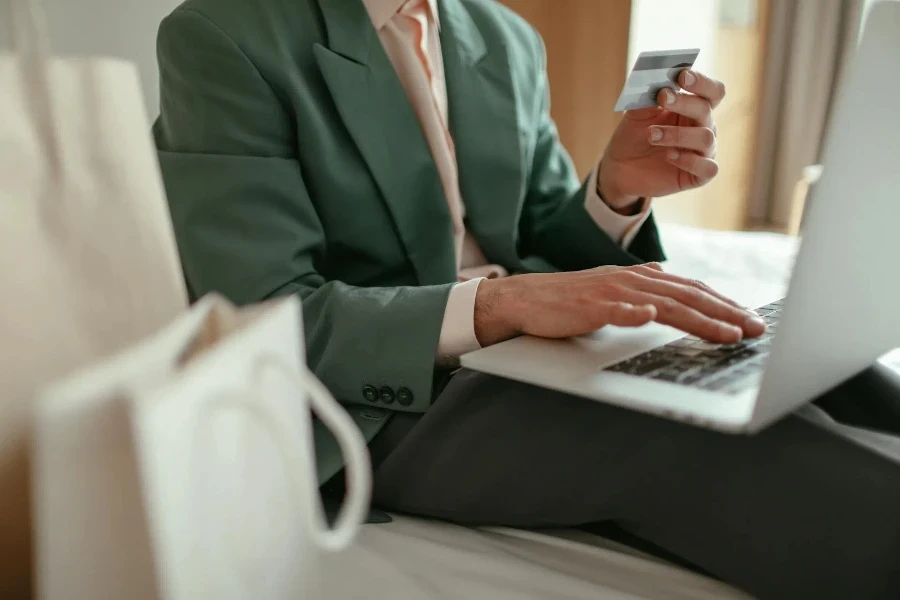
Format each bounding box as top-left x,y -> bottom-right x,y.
473,263 -> 766,348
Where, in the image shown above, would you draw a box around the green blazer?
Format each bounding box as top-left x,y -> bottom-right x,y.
153,0 -> 665,485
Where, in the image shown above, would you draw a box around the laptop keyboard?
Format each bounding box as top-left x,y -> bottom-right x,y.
604,299 -> 784,395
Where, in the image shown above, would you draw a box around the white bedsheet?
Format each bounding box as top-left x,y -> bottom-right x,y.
314,224 -> 899,600
316,517 -> 753,600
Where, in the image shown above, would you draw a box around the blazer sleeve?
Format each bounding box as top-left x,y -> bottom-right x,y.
517,35 -> 666,272
154,9 -> 452,412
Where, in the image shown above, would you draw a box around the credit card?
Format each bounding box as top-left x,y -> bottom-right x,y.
613,48 -> 701,112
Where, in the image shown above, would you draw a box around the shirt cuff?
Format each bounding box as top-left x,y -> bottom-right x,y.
437,277 -> 484,361
584,163 -> 653,249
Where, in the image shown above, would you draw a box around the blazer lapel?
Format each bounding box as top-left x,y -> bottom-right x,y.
440,0 -> 524,266
313,0 -> 456,285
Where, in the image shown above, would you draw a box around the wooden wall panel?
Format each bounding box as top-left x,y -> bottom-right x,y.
497,0 -> 632,177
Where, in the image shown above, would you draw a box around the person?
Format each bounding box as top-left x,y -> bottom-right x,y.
153,0 -> 900,597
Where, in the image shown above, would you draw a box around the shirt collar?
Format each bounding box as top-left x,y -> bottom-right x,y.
361,0 -> 440,30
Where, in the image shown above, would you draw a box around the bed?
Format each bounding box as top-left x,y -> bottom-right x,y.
315,223 -> 900,600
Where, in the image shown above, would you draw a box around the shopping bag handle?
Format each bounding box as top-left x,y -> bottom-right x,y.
248,357 -> 372,551
6,0 -> 62,173
184,362 -> 369,595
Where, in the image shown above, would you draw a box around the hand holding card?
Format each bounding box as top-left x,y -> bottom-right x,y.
599,59 -> 727,207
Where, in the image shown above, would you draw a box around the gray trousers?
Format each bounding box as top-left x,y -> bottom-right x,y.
367,365 -> 900,600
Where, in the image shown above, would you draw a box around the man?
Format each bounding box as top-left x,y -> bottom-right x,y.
154,0 -> 900,597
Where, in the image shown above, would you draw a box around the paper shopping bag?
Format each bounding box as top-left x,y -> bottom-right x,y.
35,295 -> 371,600
0,0 -> 188,594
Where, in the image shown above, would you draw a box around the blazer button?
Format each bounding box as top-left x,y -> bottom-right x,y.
379,385 -> 395,404
362,385 -> 379,403
397,387 -> 413,406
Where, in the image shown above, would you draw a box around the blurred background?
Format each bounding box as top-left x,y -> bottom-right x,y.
499,0 -> 888,233
1,0 -> 892,233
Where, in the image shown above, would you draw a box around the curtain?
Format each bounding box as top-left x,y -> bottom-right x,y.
748,0 -> 865,227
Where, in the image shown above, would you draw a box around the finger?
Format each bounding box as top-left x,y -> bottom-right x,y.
596,302 -> 658,328
641,261 -> 665,272
623,106 -> 664,122
658,89 -> 713,127
665,150 -> 719,184
614,288 -> 743,343
631,266 -> 748,311
627,273 -> 767,337
680,70 -> 727,109
648,125 -> 716,157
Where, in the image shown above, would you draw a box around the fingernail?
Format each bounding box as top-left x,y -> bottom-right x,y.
746,316 -> 767,331
722,323 -> 743,340
683,70 -> 696,87
668,150 -> 680,160
665,89 -> 676,105
650,127 -> 663,142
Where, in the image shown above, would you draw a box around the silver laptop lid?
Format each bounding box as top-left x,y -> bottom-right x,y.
751,0 -> 900,429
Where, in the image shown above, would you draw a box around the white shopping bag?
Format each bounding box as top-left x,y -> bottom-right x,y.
0,0 -> 188,595
36,295 -> 371,600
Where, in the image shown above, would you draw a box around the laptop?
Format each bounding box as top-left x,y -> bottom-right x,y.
461,2 -> 900,434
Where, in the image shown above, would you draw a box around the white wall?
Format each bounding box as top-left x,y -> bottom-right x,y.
0,0 -> 182,117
